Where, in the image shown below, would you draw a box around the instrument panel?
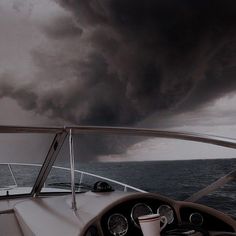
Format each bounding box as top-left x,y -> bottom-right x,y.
98,194 -> 236,236
100,196 -> 177,236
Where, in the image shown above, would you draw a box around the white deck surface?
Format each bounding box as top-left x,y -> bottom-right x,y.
14,191 -> 133,236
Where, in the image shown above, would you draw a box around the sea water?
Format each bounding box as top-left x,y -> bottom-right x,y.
79,159 -> 236,217
1,159 -> 236,217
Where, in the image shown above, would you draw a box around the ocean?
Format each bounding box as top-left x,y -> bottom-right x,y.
79,158 -> 236,217
1,158 -> 236,217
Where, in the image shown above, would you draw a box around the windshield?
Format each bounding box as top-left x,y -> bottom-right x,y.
42,130 -> 236,217
0,128 -> 235,217
0,132 -> 54,196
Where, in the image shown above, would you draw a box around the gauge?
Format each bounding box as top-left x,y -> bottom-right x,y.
189,212 -> 203,226
108,213 -> 128,236
131,203 -> 153,227
157,205 -> 174,224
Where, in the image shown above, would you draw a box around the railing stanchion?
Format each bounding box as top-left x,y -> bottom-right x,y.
69,129 -> 77,211
8,164 -> 17,187
79,172 -> 84,192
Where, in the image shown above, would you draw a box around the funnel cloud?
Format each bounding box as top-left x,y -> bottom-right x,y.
0,0 -> 236,160
0,0 -> 236,126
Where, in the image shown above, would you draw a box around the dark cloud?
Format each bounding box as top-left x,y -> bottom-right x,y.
0,75 -> 37,110
52,0 -> 236,120
1,0 -> 236,123
1,0 -> 236,160
39,15 -> 83,39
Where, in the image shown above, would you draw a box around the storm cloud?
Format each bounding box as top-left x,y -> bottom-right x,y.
1,0 -> 236,127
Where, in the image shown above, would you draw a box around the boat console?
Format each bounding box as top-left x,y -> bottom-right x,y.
83,192 -> 236,236
0,191 -> 234,236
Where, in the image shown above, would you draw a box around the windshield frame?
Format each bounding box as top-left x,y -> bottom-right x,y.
0,125 -> 236,200
0,126 -> 64,199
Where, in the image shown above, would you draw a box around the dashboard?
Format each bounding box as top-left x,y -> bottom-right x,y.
84,193 -> 236,236
100,196 -> 177,236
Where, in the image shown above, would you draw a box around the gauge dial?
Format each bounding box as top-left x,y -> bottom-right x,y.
108,213 -> 128,236
131,203 -> 153,227
189,212 -> 203,226
157,205 -> 174,224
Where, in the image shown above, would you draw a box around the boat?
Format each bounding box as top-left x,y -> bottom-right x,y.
0,125 -> 236,236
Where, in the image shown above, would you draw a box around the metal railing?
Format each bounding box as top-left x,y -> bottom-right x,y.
0,163 -> 146,193
0,125 -> 236,149
53,166 -> 146,193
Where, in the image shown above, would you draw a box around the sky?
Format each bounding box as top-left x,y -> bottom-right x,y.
0,0 -> 236,161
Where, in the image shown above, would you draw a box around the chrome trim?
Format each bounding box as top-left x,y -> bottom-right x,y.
107,213 -> 128,236
189,212 -> 204,226
157,204 -> 174,224
66,126 -> 236,149
0,125 -> 235,149
69,129 -> 77,211
0,125 -> 62,133
8,164 -> 17,187
130,203 -> 153,228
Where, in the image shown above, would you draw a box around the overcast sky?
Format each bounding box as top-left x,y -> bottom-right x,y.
0,0 -> 236,161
